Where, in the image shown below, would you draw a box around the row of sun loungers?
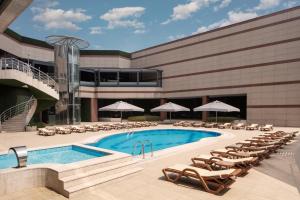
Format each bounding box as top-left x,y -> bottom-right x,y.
173,121 -> 273,131
162,130 -> 298,195
37,121 -> 158,136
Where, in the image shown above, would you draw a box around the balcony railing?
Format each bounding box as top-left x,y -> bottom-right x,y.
0,58 -> 58,92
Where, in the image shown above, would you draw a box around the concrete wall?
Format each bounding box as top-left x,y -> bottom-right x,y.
80,55 -> 131,68
130,7 -> 300,126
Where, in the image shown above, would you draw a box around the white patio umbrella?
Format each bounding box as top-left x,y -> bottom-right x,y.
193,100 -> 240,122
151,102 -> 190,121
99,101 -> 144,122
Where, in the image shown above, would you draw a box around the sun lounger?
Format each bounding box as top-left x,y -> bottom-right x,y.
232,123 -> 245,130
260,124 -> 273,131
192,121 -> 205,127
211,148 -> 269,160
218,123 -> 231,129
84,125 -> 98,132
55,127 -> 71,134
191,154 -> 259,175
204,122 -> 217,128
70,126 -> 85,133
173,121 -> 186,126
162,164 -> 241,194
245,124 -> 259,130
182,121 -> 193,127
38,128 -> 55,136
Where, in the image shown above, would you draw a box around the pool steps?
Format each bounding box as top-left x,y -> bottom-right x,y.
53,156 -> 142,198
67,166 -> 143,198
62,160 -> 139,188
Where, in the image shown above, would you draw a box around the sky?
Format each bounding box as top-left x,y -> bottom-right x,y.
10,0 -> 300,52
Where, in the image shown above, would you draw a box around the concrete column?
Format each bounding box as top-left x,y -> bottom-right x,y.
160,98 -> 167,121
202,96 -> 208,122
90,98 -> 98,122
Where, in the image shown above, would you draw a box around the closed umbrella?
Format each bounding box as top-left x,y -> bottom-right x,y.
99,101 -> 144,122
193,100 -> 240,122
151,102 -> 190,121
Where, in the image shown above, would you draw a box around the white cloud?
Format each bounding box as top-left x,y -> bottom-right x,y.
168,34 -> 186,41
255,0 -> 281,10
214,0 -> 231,11
134,29 -> 146,34
32,7 -> 91,31
89,26 -> 102,35
193,10 -> 258,34
283,0 -> 298,8
162,0 -> 218,25
100,7 -> 145,33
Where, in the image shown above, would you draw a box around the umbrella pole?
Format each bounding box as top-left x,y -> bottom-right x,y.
120,111 -> 123,122
216,111 -> 218,123
170,112 -> 172,121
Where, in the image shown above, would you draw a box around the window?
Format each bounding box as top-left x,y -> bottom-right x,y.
139,70 -> 161,86
119,71 -> 138,86
80,70 -> 95,86
99,71 -> 118,86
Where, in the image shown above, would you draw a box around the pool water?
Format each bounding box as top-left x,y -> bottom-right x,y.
0,145 -> 108,169
88,129 -> 220,154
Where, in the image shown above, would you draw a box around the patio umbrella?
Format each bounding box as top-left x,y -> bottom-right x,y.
151,102 -> 190,121
99,101 -> 144,122
193,100 -> 240,122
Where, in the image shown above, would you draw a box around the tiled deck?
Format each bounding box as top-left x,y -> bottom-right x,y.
0,125 -> 299,200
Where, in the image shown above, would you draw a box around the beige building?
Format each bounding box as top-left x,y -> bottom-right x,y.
0,1 -> 299,128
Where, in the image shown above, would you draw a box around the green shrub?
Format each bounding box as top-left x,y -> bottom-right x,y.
127,115 -> 160,121
29,121 -> 46,128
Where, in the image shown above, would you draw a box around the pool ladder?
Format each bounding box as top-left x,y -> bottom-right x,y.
126,129 -> 135,138
132,140 -> 153,159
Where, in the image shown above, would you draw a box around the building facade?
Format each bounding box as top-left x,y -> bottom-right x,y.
0,1 -> 299,127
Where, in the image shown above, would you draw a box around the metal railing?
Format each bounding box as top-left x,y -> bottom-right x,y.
0,96 -> 36,132
132,140 -> 153,159
0,58 -> 58,92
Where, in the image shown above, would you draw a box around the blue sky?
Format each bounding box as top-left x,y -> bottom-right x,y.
10,0 -> 300,52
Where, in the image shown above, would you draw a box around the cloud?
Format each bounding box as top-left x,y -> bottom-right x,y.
283,0 -> 298,8
89,26 -> 102,34
168,34 -> 186,41
254,0 -> 281,10
100,7 -> 145,33
214,0 -> 231,11
162,0 -> 218,25
32,7 -> 91,31
134,29 -> 146,34
193,10 -> 258,34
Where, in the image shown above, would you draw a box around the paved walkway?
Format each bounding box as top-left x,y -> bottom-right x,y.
0,125 -> 299,200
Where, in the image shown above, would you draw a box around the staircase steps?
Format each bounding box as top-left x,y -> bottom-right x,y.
57,158 -> 143,198
67,167 -> 143,198
1,113 -> 26,132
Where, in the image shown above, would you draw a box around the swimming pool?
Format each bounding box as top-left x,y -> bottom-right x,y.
88,129 -> 220,154
0,145 -> 108,169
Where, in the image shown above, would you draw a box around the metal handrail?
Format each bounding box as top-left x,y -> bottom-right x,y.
132,140 -> 153,159
0,58 -> 58,92
0,96 -> 36,132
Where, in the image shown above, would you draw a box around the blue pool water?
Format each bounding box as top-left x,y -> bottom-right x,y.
0,145 -> 108,169
88,129 -> 220,154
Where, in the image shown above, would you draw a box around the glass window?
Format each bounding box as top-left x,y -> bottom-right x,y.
119,71 -> 138,86
99,71 -> 118,86
139,71 -> 158,86
80,70 -> 95,86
